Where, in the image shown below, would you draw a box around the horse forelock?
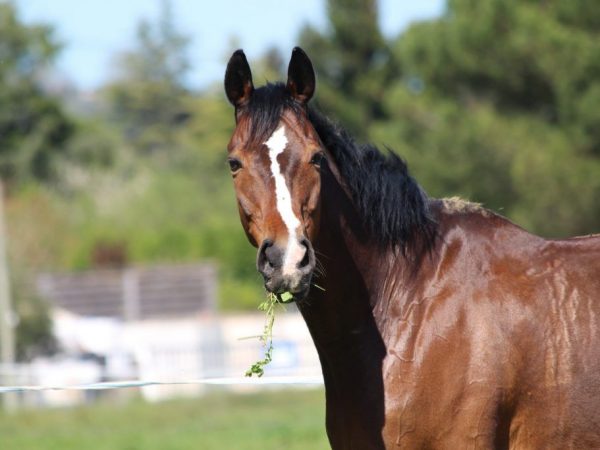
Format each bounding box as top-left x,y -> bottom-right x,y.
236,82 -> 305,147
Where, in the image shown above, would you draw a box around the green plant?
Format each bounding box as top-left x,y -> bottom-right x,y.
245,292 -> 293,377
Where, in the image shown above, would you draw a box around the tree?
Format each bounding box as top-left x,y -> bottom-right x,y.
104,0 -> 192,155
299,0 -> 396,138
0,3 -> 74,186
0,2 -> 121,360
374,0 -> 600,237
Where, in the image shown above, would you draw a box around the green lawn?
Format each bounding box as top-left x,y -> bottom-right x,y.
0,388 -> 330,450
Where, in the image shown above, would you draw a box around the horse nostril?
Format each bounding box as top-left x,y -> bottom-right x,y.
299,247 -> 310,268
257,239 -> 275,275
298,238 -> 314,270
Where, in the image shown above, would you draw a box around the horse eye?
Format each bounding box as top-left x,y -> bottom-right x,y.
310,152 -> 325,166
228,158 -> 242,173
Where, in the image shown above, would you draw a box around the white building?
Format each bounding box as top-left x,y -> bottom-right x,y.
23,263 -> 319,407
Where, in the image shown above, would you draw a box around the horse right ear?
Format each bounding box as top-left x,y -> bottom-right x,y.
224,50 -> 254,108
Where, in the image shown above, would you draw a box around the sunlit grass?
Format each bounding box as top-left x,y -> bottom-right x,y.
0,389 -> 329,450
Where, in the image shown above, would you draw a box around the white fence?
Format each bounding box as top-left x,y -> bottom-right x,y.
0,312 -> 322,409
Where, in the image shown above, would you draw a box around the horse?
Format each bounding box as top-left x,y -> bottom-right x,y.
224,47 -> 600,449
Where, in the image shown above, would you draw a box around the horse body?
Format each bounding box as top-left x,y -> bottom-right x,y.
305,192 -> 600,449
224,47 -> 600,449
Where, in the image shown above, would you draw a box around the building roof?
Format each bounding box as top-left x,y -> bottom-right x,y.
37,263 -> 217,320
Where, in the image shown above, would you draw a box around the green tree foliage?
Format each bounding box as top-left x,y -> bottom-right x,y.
6,0 -> 600,326
103,0 -> 191,155
0,3 -> 76,359
299,0 -> 396,137
0,4 -> 118,359
58,95 -> 262,309
93,0 -> 262,307
0,3 -> 74,186
373,0 -> 600,237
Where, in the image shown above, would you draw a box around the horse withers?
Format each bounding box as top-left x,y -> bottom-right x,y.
224,47 -> 600,449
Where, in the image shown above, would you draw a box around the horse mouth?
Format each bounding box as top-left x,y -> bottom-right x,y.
257,238 -> 316,304
264,276 -> 312,304
274,292 -> 296,304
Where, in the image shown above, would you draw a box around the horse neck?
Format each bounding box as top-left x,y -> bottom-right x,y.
299,163 -> 406,360
296,165 -> 392,445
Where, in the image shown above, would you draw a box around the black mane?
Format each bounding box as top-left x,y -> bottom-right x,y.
242,82 -> 437,255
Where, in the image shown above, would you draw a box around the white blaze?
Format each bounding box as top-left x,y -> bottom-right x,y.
265,126 -> 305,276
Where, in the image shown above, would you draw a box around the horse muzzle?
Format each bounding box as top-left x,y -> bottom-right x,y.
256,237 -> 315,299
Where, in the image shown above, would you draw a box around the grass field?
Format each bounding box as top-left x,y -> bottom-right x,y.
0,388 -> 330,450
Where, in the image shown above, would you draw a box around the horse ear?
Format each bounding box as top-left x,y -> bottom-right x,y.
224,49 -> 254,107
286,47 -> 315,104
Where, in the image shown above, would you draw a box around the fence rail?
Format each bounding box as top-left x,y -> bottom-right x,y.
0,375 -> 324,394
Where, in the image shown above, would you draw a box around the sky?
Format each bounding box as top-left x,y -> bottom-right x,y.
17,0 -> 445,91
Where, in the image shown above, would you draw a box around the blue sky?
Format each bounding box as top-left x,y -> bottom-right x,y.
17,0 -> 444,90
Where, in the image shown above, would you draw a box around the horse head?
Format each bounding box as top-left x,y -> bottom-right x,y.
224,48 -> 324,301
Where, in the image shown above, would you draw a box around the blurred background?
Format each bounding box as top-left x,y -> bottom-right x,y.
1,0 -> 599,448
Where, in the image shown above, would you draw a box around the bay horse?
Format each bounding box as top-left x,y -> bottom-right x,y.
224,47 -> 600,449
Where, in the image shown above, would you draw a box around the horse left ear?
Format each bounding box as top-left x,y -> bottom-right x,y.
286,47 -> 315,104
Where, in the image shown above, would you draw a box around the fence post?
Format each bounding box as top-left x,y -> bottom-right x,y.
122,268 -> 140,321
0,182 -> 17,411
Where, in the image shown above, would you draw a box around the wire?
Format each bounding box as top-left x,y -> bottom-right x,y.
0,375 -> 324,394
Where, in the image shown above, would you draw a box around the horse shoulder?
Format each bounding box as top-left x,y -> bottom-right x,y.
382,203 -> 600,447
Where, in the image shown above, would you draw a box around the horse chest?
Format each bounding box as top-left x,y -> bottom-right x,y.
380,364 -> 510,449
378,319 -> 513,448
